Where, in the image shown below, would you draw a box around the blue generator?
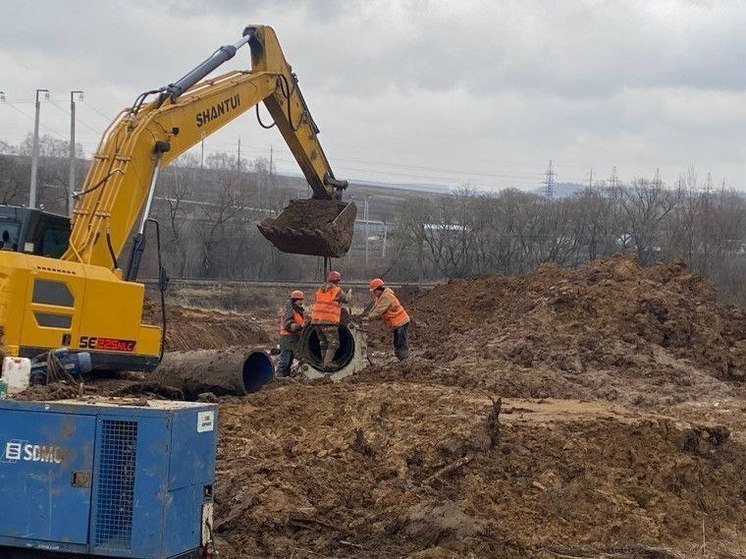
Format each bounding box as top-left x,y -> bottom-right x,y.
0,399 -> 218,559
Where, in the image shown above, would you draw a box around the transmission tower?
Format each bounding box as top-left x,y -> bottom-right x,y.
543,160 -> 556,199
609,166 -> 619,188
652,168 -> 662,190
704,172 -> 713,195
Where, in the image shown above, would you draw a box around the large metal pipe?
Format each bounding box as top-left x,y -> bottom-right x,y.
152,348 -> 274,398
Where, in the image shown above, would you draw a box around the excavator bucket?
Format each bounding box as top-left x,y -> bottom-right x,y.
257,199 -> 357,258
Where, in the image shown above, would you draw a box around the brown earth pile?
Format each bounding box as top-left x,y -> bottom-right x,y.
214,383 -> 746,558
363,256 -> 745,408
143,300 -> 269,351
12,257 -> 746,557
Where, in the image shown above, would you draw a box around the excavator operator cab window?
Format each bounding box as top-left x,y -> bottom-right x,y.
36,223 -> 70,258
0,222 -> 20,251
0,207 -> 70,258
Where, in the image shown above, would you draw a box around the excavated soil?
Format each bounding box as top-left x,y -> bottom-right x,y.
207,257 -> 746,558
362,256 -> 745,409
263,199 -> 350,229
258,199 -> 356,257
214,384 -> 746,558
142,299 -> 269,351
11,256 -> 746,557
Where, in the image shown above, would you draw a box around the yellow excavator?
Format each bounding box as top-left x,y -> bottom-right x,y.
0,25 -> 356,372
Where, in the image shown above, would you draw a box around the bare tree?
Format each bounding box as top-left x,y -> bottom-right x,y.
611,177 -> 681,265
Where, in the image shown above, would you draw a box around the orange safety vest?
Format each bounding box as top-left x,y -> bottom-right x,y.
279,307 -> 304,336
311,285 -> 342,324
378,288 -> 410,329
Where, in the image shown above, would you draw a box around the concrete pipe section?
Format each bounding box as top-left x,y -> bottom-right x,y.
153,348 -> 274,398
298,323 -> 368,381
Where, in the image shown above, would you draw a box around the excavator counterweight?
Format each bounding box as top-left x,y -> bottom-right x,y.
258,199 -> 357,257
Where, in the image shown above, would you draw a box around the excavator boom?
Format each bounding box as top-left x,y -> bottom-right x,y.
0,25 -> 355,372
66,25 -> 355,270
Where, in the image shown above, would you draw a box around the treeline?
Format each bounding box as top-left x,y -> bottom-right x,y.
0,136 -> 323,280
148,152 -> 319,281
391,181 -> 745,304
1,137 -> 744,304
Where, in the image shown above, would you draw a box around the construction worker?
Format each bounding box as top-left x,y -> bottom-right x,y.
366,278 -> 410,361
277,290 -> 306,377
310,270 -> 350,367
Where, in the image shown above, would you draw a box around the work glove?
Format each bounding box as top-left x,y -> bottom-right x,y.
289,323 -> 302,333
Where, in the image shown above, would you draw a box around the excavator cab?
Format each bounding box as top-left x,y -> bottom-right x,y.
0,206 -> 70,258
258,198 -> 357,258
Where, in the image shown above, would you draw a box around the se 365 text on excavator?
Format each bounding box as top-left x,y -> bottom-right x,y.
0,25 -> 357,373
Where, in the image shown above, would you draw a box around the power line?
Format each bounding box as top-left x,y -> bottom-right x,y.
80,99 -> 113,121
0,100 -> 67,139
48,99 -> 102,136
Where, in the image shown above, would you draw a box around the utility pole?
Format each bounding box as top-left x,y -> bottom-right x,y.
200,139 -> 204,169
543,160 -> 556,199
237,136 -> 241,189
30,88 -> 50,208
68,90 -> 84,217
382,220 -> 387,258
364,196 -> 370,266
262,144 -> 274,208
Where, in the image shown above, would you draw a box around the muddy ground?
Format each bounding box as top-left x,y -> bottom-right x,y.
142,299 -> 269,351
210,256 -> 746,558
15,256 -> 746,558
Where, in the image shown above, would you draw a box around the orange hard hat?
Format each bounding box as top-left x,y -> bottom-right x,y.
369,278 -> 385,291
290,290 -> 304,300
327,270 -> 342,282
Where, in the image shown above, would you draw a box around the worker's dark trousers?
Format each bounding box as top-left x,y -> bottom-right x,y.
393,322 -> 409,361
277,349 -> 294,376
278,334 -> 298,377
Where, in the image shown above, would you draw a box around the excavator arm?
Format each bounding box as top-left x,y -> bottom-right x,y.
65,25 -> 355,272
0,26 -> 355,372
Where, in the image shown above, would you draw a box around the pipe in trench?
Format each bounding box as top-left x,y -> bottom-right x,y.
152,348 -> 274,398
299,324 -> 357,373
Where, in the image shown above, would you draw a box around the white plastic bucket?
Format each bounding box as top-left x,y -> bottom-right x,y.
1,357 -> 31,394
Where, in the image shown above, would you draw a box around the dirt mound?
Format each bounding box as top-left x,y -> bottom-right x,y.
11,257 -> 746,557
362,256 -> 745,408
143,300 -> 269,351
213,383 -> 746,558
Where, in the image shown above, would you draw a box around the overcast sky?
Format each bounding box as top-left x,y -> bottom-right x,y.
2,0 -> 745,191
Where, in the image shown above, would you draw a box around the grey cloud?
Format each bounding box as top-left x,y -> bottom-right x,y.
1,0 -> 745,189
7,1 -> 746,98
